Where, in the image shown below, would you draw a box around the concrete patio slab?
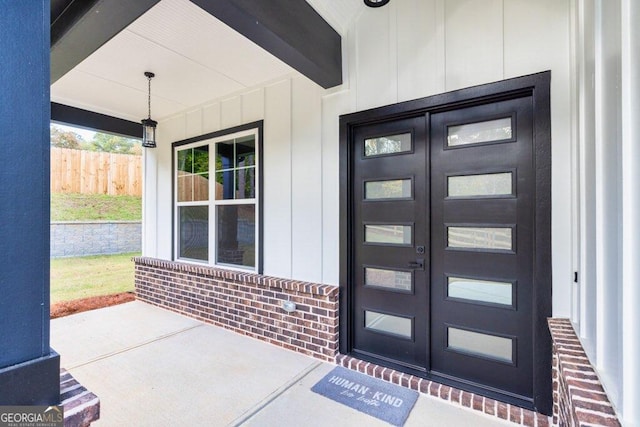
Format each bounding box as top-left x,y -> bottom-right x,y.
51,301 -> 513,426
243,362 -> 512,427
51,301 -> 201,368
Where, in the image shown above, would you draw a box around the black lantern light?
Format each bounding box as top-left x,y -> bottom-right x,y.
141,71 -> 157,148
364,0 -> 390,7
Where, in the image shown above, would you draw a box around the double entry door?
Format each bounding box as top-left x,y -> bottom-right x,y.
349,95 -> 538,404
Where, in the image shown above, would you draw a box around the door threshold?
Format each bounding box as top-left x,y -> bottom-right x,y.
336,354 -> 550,426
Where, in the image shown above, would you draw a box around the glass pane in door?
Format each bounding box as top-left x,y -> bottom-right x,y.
365,225 -> 412,245
447,226 -> 512,251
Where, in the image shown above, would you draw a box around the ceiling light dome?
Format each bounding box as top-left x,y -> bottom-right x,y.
364,0 -> 390,7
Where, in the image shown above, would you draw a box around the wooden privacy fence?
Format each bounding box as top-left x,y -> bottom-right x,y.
51,147 -> 142,196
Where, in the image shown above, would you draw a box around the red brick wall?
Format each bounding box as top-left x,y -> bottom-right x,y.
548,319 -> 621,426
337,355 -> 551,426
133,257 -> 339,362
61,369 -> 100,427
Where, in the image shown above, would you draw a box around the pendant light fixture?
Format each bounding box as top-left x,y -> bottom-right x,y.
141,71 -> 157,148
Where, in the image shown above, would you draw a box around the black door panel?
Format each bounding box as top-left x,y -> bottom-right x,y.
348,95 -> 537,402
431,96 -> 535,399
352,116 -> 429,372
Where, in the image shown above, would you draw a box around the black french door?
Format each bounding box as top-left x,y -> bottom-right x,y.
343,75 -> 551,412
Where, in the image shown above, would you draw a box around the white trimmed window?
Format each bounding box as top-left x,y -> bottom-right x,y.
174,126 -> 260,272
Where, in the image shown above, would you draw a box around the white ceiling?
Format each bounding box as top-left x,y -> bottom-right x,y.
50,0 -> 363,124
306,0 -> 362,36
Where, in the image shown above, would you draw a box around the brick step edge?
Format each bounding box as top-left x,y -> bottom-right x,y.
60,369 -> 100,427
337,355 -> 550,426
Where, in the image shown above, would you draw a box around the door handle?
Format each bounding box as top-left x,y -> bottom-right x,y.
408,258 -> 424,270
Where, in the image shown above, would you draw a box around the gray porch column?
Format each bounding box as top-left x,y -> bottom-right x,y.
0,0 -> 60,404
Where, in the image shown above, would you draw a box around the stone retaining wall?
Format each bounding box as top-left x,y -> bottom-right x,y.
51,221 -> 141,258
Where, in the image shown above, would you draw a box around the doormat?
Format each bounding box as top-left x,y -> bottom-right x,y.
311,367 -> 419,426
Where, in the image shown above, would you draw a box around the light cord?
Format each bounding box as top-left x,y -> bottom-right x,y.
147,75 -> 152,119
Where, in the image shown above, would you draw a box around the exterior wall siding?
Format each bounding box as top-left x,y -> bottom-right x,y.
342,0 -> 573,316
573,1 -> 640,422
146,76 -> 325,283
144,1 -> 573,294
133,257 -> 339,362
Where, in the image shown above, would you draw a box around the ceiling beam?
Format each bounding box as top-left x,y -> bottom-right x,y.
51,103 -> 142,139
190,0 -> 342,89
50,0 -> 160,84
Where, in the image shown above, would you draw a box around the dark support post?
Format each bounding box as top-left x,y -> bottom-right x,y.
0,0 -> 60,405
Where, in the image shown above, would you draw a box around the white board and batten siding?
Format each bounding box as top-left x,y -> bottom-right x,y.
145,76 -> 326,283
340,0 -> 573,319
144,0 -> 573,310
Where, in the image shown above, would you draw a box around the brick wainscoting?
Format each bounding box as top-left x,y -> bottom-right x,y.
548,319 -> 621,426
133,257 -> 339,362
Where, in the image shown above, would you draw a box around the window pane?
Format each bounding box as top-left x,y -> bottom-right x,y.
447,117 -> 512,147
448,277 -> 512,305
236,168 -> 255,199
365,311 -> 412,338
365,268 -> 412,292
365,225 -> 412,245
192,145 -> 209,174
448,172 -> 512,197
193,174 -> 209,202
177,174 -> 193,202
179,206 -> 208,261
364,133 -> 411,156
179,174 -> 209,202
215,171 -> 234,200
217,204 -> 255,268
447,227 -> 512,250
448,327 -> 513,363
177,149 -> 191,173
216,140 -> 234,170
236,136 -> 256,167
178,146 -> 209,174
365,179 -> 412,200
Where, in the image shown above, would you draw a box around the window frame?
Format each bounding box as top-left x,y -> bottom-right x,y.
172,121 -> 263,273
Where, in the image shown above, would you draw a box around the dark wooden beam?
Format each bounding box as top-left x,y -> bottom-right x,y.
50,0 -> 160,84
51,103 -> 142,139
190,0 -> 342,88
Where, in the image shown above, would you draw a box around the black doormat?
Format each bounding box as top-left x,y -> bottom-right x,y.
311,367 -> 419,426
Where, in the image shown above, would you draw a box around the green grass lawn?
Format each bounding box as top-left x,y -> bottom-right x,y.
51,193 -> 141,221
50,252 -> 138,303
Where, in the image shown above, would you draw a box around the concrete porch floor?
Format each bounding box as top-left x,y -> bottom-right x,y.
51,301 -> 512,426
